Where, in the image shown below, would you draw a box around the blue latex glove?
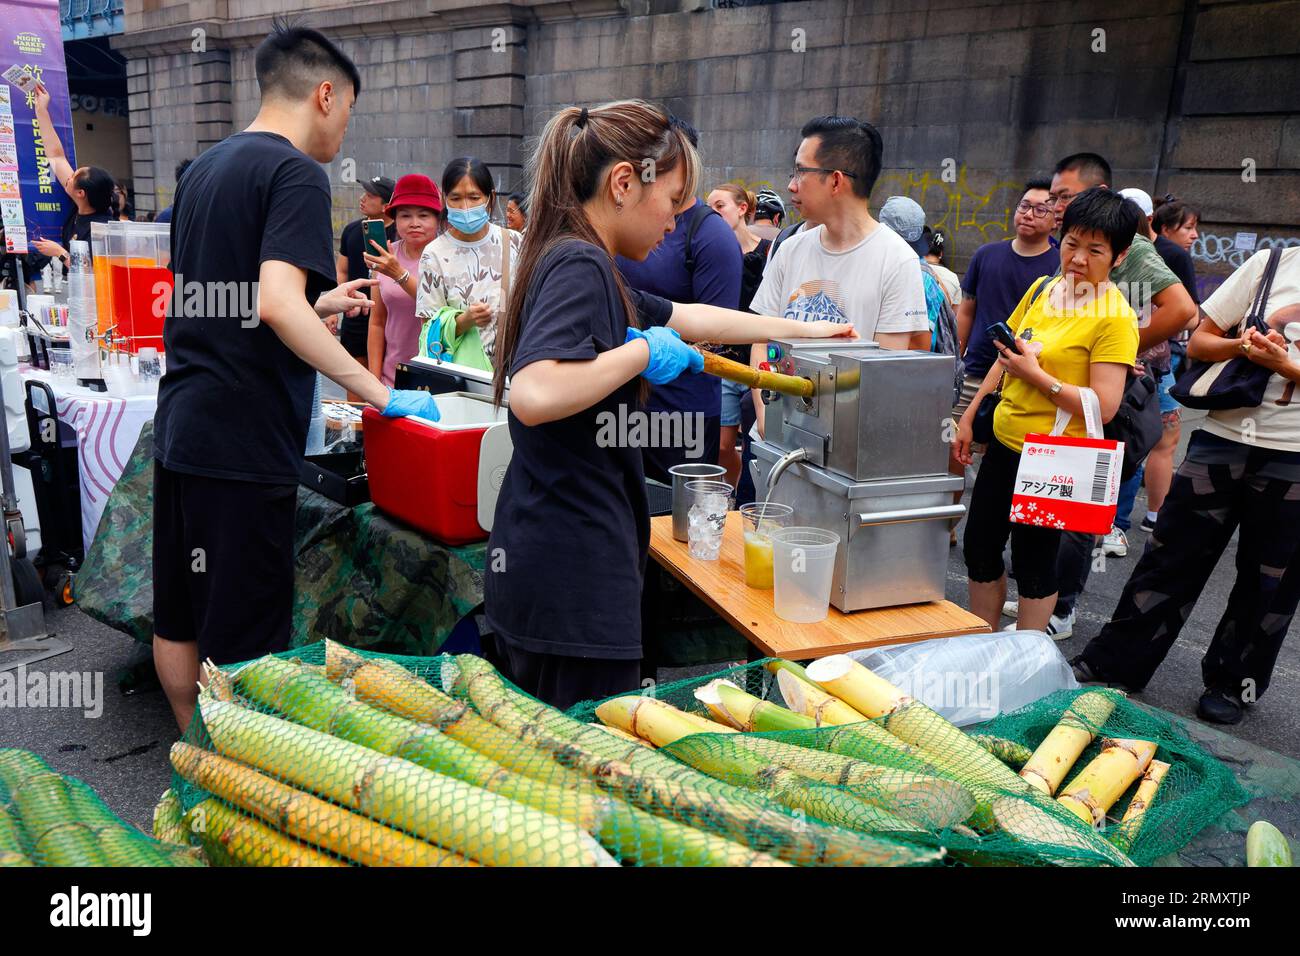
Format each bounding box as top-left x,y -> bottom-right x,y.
625,326 -> 704,385
382,388 -> 441,422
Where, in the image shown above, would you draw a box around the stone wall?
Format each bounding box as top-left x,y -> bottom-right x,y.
114,0 -> 1298,279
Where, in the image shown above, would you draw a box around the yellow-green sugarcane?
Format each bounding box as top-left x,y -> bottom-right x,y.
455,655 -> 939,867
200,697 -> 616,867
231,657 -> 785,867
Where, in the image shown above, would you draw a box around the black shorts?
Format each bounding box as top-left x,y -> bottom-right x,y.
339,315 -> 369,359
152,463 -> 297,665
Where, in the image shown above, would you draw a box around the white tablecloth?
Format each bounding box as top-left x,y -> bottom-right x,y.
19,367 -> 158,553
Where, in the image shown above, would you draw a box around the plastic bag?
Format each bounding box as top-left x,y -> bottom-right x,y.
849,629 -> 1079,726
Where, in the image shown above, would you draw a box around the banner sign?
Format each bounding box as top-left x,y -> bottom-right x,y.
0,0 -> 76,253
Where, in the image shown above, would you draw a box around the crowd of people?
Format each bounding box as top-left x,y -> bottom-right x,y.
133,20 -> 1297,723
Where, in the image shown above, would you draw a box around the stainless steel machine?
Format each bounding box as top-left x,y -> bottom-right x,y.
751,337 -> 964,613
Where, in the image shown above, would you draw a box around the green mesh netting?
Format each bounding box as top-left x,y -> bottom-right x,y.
169,641 -> 938,867
167,642 -> 1247,867
0,748 -> 205,867
568,660 -> 1250,867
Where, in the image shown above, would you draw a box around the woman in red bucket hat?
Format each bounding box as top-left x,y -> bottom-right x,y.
364,173 -> 443,385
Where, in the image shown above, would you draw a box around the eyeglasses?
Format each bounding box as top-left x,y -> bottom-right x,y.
1016,200 -> 1053,219
792,165 -> 858,182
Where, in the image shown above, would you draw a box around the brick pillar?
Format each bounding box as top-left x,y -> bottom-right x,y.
452,25 -> 527,191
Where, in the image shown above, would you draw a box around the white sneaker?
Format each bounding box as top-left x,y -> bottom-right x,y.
1002,600 -> 1019,620
1045,610 -> 1075,641
1102,526 -> 1129,558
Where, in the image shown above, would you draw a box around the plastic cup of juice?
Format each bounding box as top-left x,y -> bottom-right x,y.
739,502 -> 793,588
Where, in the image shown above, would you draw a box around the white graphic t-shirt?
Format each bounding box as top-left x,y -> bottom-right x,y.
749,222 -> 930,340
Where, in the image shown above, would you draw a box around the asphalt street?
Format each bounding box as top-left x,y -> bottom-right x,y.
1,412 -> 1296,834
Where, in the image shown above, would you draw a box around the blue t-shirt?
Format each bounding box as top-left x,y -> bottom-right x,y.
615,200 -> 742,415
961,239 -> 1059,378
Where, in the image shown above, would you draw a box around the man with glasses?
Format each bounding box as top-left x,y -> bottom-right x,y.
749,115 -> 929,435
954,178 -> 1058,422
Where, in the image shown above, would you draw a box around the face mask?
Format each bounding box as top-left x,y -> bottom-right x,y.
448,202 -> 490,234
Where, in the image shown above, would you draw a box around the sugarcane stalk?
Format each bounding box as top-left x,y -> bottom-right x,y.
1057,738 -> 1157,828
153,789 -> 189,844
776,669 -> 871,726
970,735 -> 1035,769
185,799 -> 345,867
1111,759 -> 1170,854
323,641 -> 589,789
201,697 -> 614,867
171,742 -> 476,866
457,655 -> 935,867
700,350 -> 813,399
1019,691 -> 1119,795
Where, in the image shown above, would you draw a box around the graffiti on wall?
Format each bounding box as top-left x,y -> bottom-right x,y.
876,166 -> 1024,249
1190,233 -> 1300,270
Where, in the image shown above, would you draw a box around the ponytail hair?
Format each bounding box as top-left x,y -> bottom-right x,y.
493,100 -> 700,406
712,183 -> 756,223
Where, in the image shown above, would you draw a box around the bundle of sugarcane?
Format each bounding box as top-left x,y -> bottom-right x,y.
441,652 -> 941,866
0,748 -> 201,867
226,655 -> 784,867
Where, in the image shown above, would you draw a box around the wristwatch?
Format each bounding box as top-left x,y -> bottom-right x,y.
1048,380 -> 1063,398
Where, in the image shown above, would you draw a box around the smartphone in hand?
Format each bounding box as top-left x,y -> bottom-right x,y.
990,321 -> 1022,354
362,219 -> 388,257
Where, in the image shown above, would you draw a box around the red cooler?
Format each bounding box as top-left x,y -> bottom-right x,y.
363,393 -> 513,545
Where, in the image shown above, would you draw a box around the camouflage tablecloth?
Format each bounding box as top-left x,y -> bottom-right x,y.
76,421 -> 487,656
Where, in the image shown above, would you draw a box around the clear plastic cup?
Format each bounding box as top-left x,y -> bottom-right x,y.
739,501 -> 793,589
685,479 -> 733,561
772,527 -> 841,623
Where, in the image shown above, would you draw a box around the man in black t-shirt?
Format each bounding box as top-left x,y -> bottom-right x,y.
335,175 -> 395,360
151,22 -> 441,731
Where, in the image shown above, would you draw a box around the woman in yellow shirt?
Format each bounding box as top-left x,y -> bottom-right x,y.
955,188 -> 1140,632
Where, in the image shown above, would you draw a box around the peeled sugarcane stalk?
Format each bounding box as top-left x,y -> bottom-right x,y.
185,799 -> 344,867
1057,738 -> 1157,828
201,697 -> 615,867
805,655 -> 1030,794
1019,691 -> 1119,795
700,350 -> 813,399
601,696 -> 974,831
237,656 -> 777,866
456,654 -> 936,867
970,735 -> 1034,769
172,742 -> 477,867
1111,759 -> 1170,854
715,682 -> 816,733
776,669 -> 871,726
323,641 -> 589,790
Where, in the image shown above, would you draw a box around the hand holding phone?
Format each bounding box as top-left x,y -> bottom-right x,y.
990,321 -> 1021,354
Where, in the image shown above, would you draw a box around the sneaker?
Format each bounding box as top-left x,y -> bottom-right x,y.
1197,688 -> 1244,726
1139,514 -> 1157,533
1002,600 -> 1019,620
1046,610 -> 1075,641
1102,526 -> 1129,557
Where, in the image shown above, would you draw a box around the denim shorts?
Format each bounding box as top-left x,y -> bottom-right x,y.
721,378 -> 748,427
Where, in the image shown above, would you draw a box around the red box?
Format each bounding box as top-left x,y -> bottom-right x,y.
363,395 -> 512,545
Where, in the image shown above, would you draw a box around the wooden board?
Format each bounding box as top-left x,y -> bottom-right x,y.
649,513 -> 989,660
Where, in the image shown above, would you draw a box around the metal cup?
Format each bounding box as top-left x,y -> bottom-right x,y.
669,463 -> 727,542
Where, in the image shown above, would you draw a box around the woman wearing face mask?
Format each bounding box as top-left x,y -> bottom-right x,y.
364,174 -> 444,387
485,101 -> 853,708
31,83 -> 119,265
414,158 -> 521,372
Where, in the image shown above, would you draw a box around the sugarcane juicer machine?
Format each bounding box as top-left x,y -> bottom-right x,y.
748,338 -> 964,612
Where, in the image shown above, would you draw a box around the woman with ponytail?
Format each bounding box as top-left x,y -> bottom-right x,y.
31,83 -> 119,266
485,100 -> 851,707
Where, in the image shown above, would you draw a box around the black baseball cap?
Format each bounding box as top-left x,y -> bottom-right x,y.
361,176 -> 396,203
